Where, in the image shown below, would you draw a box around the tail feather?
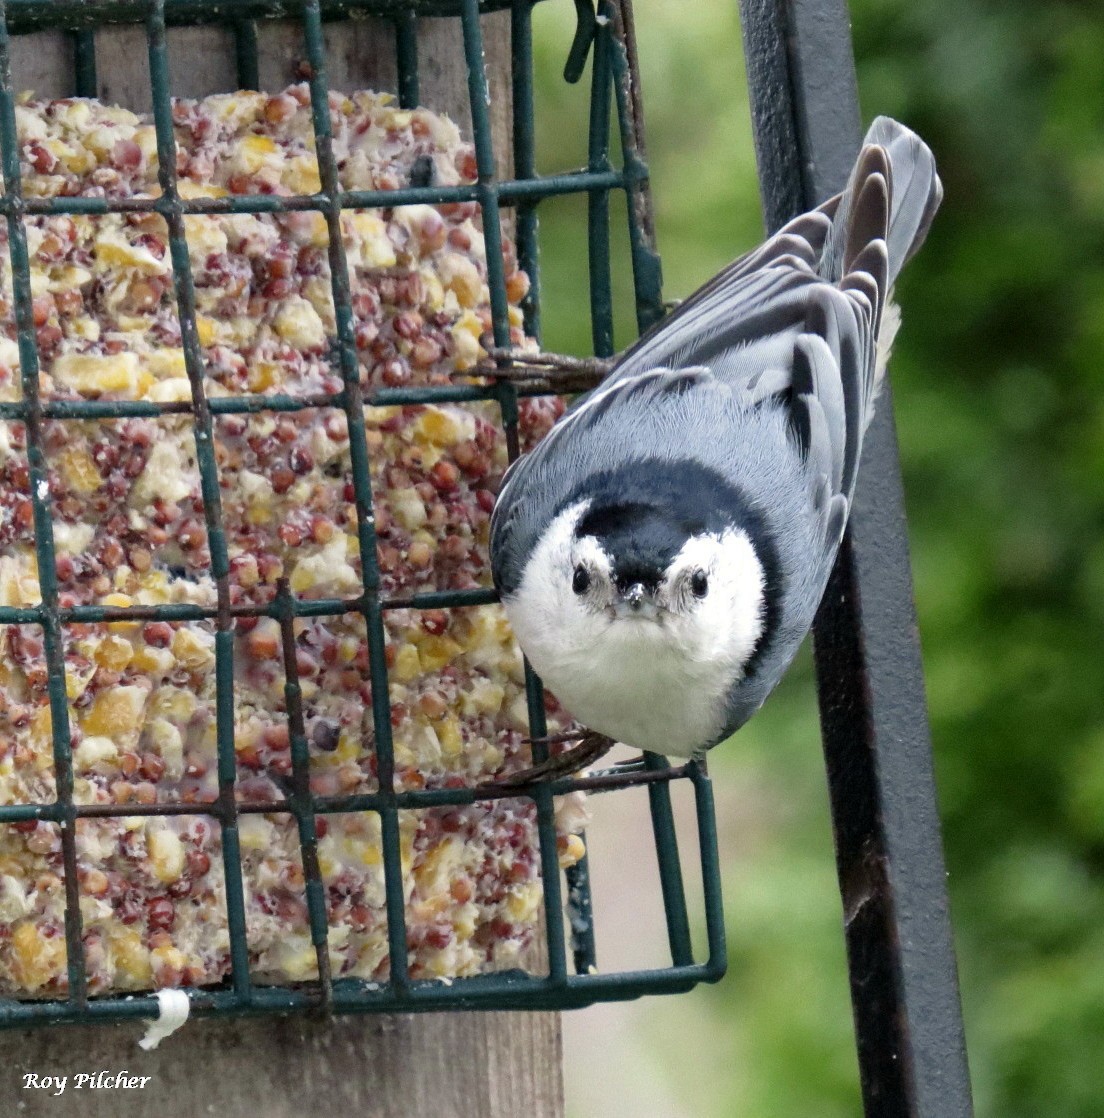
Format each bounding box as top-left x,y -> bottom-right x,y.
824,117 -> 942,288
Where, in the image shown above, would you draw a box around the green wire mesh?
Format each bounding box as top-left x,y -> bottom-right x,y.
0,0 -> 724,1028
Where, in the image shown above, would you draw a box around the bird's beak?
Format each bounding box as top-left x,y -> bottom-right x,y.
613,583 -> 660,621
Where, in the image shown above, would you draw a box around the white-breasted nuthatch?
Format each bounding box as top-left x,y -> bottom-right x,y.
490,118 -> 941,768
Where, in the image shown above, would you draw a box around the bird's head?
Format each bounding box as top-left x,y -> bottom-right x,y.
503,469 -> 774,730
560,497 -> 767,659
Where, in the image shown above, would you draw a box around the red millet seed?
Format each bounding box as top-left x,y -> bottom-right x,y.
410,337 -> 442,368
420,610 -> 448,636
392,311 -> 422,339
146,897 -> 175,932
355,321 -> 379,349
139,753 -> 166,782
310,516 -> 335,544
143,621 -> 173,647
101,540 -> 125,568
27,141 -> 56,174
263,94 -> 298,125
246,628 -> 279,660
289,446 -> 314,474
277,523 -> 303,548
271,466 -> 295,494
32,294 -> 54,326
262,724 -> 290,752
379,358 -> 410,387
186,850 -> 211,877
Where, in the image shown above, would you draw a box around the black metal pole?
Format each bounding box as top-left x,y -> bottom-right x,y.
737,1 -> 974,1114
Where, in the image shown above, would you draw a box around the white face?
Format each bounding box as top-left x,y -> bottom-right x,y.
503,502 -> 767,755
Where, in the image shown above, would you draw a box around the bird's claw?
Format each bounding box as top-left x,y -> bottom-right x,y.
452,347 -> 616,392
482,730 -> 616,789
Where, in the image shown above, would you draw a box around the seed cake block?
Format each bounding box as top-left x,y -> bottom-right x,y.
0,85 -> 583,996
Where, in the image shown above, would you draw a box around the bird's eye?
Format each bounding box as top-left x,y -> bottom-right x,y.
690,570 -> 709,598
572,565 -> 590,595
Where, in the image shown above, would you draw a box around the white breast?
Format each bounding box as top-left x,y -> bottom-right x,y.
515,612 -> 732,757
503,504 -> 764,757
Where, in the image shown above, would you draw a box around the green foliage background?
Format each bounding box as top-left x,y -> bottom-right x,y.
526,1 -> 1104,1114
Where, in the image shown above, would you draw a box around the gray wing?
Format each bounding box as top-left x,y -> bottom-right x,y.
493,118 -> 941,591
491,247 -> 874,590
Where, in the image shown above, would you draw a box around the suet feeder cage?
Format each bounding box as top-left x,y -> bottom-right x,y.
0,0 -> 725,1029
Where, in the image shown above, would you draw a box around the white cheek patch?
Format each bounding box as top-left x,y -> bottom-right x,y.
504,503 -> 597,672
670,529 -> 766,672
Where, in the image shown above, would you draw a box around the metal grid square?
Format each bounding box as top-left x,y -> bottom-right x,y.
0,0 -> 725,1029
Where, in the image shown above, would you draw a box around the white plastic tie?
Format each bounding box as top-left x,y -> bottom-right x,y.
137,988 -> 190,1051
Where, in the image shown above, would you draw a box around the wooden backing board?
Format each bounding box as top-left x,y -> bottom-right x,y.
0,12 -> 563,1117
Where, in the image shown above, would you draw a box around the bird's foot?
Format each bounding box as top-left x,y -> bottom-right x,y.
486,729 -> 616,789
455,347 -> 616,393
608,753 -> 649,774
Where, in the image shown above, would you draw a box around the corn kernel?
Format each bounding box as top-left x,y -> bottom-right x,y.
11,921 -> 65,991
392,643 -> 421,683
418,636 -> 463,673
391,488 -> 427,531
131,645 -> 176,675
147,827 -> 185,883
72,737 -> 118,773
442,257 -> 482,308
94,634 -> 134,672
65,664 -> 95,702
467,679 -> 505,715
506,882 -> 541,923
56,445 -> 103,495
45,265 -> 92,294
82,686 -> 147,739
235,132 -> 279,174
135,125 -> 158,164
238,816 -> 274,851
177,179 -> 228,200
150,943 -> 187,982
247,360 -> 279,392
414,407 -> 472,447
146,378 -> 192,403
101,592 -> 139,632
143,348 -> 187,381
558,833 -> 586,869
450,324 -> 482,372
278,940 -> 319,982
194,315 -> 219,347
111,928 -> 152,985
184,215 -> 228,260
30,705 -> 52,750
435,716 -> 463,757
148,686 -> 196,723
359,842 -> 382,867
274,296 -> 326,350
171,627 -> 215,671
52,351 -> 142,397
147,719 -> 184,780
285,156 -> 322,195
